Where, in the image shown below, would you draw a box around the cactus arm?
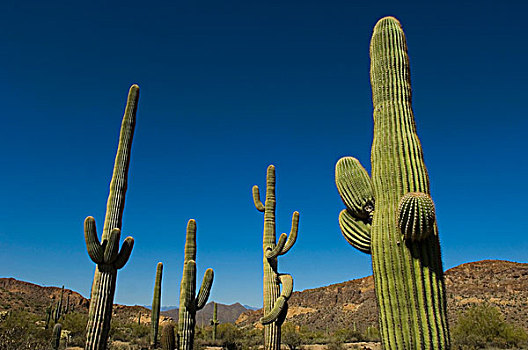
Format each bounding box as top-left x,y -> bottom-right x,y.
113,236 -> 134,269
84,217 -> 104,264
339,209 -> 371,254
265,233 -> 287,259
335,157 -> 375,221
253,185 -> 265,212
260,274 -> 293,325
195,268 -> 214,310
52,323 -> 62,350
397,192 -> 436,242
279,211 -> 299,255
104,228 -> 121,264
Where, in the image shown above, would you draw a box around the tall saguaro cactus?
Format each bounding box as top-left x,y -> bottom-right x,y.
253,165 -> 299,350
151,262 -> 163,349
210,302 -> 219,341
335,17 -> 449,349
84,84 -> 139,350
178,220 -> 214,350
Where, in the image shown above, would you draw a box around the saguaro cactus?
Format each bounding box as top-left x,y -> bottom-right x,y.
210,302 -> 219,341
253,165 -> 299,350
84,84 -> 139,350
161,323 -> 176,350
52,323 -> 62,350
151,262 -> 163,348
178,220 -> 214,350
54,286 -> 64,322
335,17 -> 450,349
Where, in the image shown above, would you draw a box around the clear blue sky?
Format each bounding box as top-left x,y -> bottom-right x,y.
1,0 -> 527,308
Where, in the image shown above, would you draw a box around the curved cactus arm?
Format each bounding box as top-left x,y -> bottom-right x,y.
84,216 -> 104,264
398,192 -> 436,242
104,228 -> 121,264
339,209 -> 371,254
113,236 -> 134,269
183,260 -> 197,310
260,296 -> 286,325
280,211 -> 299,255
265,233 -> 287,259
335,157 -> 375,221
278,274 -> 293,298
195,268 -> 214,310
252,185 -> 265,212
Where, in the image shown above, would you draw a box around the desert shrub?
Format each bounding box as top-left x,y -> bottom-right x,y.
363,325 -> 380,342
60,311 -> 88,346
333,328 -> 361,343
0,310 -> 51,349
217,323 -> 244,350
282,322 -> 302,350
452,303 -> 528,349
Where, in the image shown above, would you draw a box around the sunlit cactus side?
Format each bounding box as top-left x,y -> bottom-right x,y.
52,323 -> 62,350
210,302 -> 220,341
162,323 -> 176,350
151,262 -> 164,348
84,84 -> 139,350
253,165 -> 299,350
178,220 -> 214,350
335,17 -> 450,349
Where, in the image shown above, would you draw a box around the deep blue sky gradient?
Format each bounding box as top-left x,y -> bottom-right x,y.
1,0 -> 527,307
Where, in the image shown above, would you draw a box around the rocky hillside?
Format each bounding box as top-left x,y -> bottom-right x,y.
236,260 -> 528,333
162,302 -> 249,326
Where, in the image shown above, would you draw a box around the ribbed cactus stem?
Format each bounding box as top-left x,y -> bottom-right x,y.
84,84 -> 139,350
52,323 -> 62,350
161,323 -> 176,350
178,220 -> 214,350
253,165 -> 299,350
151,262 -> 163,348
336,17 -> 449,349
211,302 -> 219,341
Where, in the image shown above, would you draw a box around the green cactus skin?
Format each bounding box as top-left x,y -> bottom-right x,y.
84,84 -> 138,350
52,323 -> 62,350
253,165 -> 299,350
178,219 -> 214,350
151,262 -> 163,349
45,304 -> 52,329
162,323 -> 176,350
211,302 -> 219,341
335,17 -> 450,349
54,285 -> 64,323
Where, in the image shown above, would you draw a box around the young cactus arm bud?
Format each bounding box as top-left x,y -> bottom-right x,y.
265,233 -> 287,259
278,274 -> 293,299
195,268 -> 214,310
252,185 -> 265,212
84,216 -> 104,264
113,236 -> 134,269
104,228 -> 121,264
335,157 -> 375,221
280,211 -> 299,255
339,209 -> 371,254
397,192 -> 436,242
183,260 -> 197,310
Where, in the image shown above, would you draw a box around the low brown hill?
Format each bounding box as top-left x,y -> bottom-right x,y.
162,302 -> 249,326
236,260 -> 528,333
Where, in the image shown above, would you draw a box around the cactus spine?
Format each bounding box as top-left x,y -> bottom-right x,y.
84,84 -> 138,350
162,323 -> 176,350
335,17 -> 449,349
178,220 -> 214,350
211,302 -> 219,341
52,323 -> 62,350
151,262 -> 163,348
253,165 -> 299,350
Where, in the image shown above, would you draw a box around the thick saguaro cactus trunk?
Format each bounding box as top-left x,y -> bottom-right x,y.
253,165 -> 299,350
335,17 -> 450,349
178,220 -> 214,350
151,262 -> 163,348
84,85 -> 138,350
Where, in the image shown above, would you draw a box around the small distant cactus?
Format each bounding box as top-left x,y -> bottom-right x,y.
52,323 -> 62,350
84,85 -> 139,350
210,302 -> 220,341
45,304 -> 52,329
178,220 -> 214,350
335,17 -> 450,349
161,323 -> 176,350
253,165 -> 299,350
151,262 -> 163,348
54,286 -> 64,323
